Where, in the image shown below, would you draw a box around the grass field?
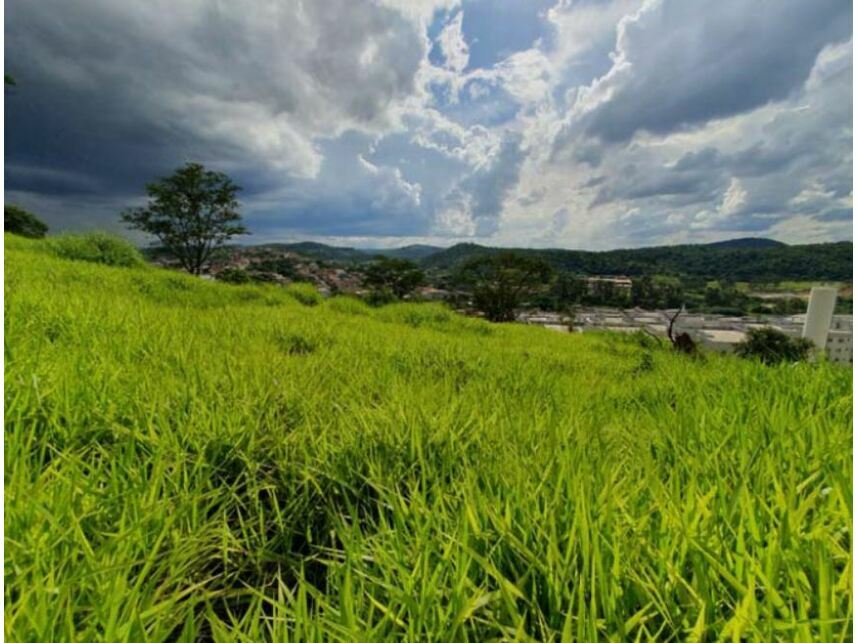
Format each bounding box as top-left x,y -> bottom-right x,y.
4,233 -> 853,640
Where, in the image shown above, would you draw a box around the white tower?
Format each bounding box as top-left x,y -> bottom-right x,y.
802,287 -> 837,350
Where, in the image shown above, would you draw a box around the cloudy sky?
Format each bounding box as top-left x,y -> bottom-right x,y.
5,0 -> 853,249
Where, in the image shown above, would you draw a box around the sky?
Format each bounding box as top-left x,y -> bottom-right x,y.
5,0 -> 853,250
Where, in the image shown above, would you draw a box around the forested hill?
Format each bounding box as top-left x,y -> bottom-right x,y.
421,240 -> 853,282
144,236 -> 851,282
702,237 -> 786,250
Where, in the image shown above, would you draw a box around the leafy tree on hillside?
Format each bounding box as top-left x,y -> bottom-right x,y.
631,275 -> 684,309
551,273 -> 588,307
5,204 -> 48,238
457,253 -> 554,322
121,163 -> 248,275
590,279 -> 628,307
735,327 -> 813,365
362,256 -> 425,300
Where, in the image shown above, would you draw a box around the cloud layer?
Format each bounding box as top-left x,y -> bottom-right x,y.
5,0 -> 852,248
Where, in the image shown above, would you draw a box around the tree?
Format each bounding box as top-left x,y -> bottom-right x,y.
551,273 -> 587,308
4,74 -> 15,87
631,275 -> 657,307
735,327 -> 813,365
456,252 -> 554,322
362,256 -> 425,300
591,279 -> 618,306
5,204 -> 48,238
121,163 -> 248,275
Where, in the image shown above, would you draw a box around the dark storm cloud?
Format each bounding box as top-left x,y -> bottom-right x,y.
578,0 -> 851,142
5,0 -> 427,232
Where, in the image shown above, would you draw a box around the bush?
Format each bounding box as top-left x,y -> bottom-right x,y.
48,232 -> 144,268
5,204 -> 48,238
735,327 -> 814,365
365,287 -> 396,307
215,268 -> 252,284
285,282 -> 322,306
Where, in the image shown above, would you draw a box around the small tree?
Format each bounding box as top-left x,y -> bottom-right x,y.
362,256 -> 425,300
121,163 -> 248,275
5,204 -> 48,238
735,327 -> 813,365
551,273 -> 587,308
456,253 -> 554,322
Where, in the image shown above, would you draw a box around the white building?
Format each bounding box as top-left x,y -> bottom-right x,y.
824,316 -> 853,365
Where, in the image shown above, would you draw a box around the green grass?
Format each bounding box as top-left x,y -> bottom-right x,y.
4,233 -> 853,641
46,231 -> 145,268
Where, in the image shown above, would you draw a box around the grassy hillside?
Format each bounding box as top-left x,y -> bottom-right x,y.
4,233 -> 852,640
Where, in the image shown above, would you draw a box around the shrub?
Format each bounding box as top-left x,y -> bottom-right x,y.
5,204 -> 48,238
365,286 -> 396,307
245,271 -> 284,284
48,232 -> 144,267
735,327 -> 814,365
285,282 -> 322,306
215,267 -> 252,284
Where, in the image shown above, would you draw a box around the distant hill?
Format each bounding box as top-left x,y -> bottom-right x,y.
362,244 -> 444,261
251,242 -> 369,263
145,236 -> 851,282
421,240 -> 852,282
704,237 -> 786,249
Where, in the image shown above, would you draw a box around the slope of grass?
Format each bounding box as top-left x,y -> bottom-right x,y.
4,233 -> 853,640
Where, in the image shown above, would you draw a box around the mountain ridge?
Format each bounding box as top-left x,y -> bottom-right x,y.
147,237 -> 852,282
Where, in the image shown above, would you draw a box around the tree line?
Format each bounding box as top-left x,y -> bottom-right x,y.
422,240 -> 853,283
